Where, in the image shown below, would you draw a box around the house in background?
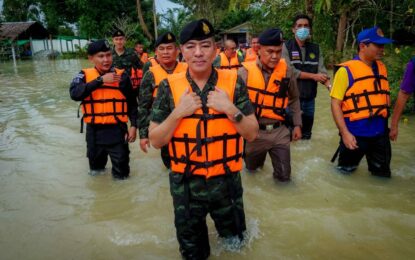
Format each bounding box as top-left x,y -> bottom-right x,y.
219,22 -> 253,46
0,21 -> 89,62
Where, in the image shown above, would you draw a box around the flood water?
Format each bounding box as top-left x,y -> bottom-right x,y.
1,59 -> 414,259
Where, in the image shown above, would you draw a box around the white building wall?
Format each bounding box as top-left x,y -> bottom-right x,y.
31,39 -> 89,54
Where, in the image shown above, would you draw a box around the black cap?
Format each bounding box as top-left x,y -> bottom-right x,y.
155,31 -> 176,47
112,28 -> 125,37
258,28 -> 283,46
179,19 -> 215,44
87,40 -> 111,55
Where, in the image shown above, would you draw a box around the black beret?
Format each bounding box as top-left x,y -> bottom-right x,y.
87,40 -> 111,55
112,28 -> 125,37
180,19 -> 215,44
155,31 -> 176,47
259,28 -> 284,46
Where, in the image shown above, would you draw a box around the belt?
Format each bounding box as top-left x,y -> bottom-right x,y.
259,121 -> 283,131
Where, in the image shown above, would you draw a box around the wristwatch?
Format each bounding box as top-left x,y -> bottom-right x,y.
233,111 -> 244,123
96,76 -> 103,83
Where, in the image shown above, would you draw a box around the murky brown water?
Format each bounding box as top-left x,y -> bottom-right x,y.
1,59 -> 414,259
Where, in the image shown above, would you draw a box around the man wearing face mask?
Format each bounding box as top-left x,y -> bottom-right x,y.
282,14 -> 330,140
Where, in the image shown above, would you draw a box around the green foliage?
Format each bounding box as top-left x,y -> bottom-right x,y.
159,8 -> 194,39
384,46 -> 415,113
217,9 -> 253,32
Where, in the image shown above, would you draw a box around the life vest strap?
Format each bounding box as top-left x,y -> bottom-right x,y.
219,64 -> 242,69
343,89 -> 390,101
172,153 -> 243,170
353,74 -> 387,84
171,133 -> 240,144
343,104 -> 389,116
183,113 -> 228,120
82,111 -> 129,117
81,98 -> 127,104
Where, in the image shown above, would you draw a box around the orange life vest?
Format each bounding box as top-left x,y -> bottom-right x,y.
130,68 -> 143,90
150,62 -> 188,97
167,69 -> 243,179
80,68 -> 128,126
244,48 -> 257,62
243,59 -> 289,121
140,52 -> 149,64
339,60 -> 390,121
149,57 -> 159,67
219,52 -> 241,70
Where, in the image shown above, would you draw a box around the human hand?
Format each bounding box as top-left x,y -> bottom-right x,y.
102,72 -> 121,84
206,87 -> 233,114
174,88 -> 202,118
313,73 -> 329,84
389,126 -> 398,141
341,131 -> 358,150
292,126 -> 302,141
125,126 -> 137,143
139,138 -> 150,153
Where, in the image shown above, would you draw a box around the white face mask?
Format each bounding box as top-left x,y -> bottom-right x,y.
296,27 -> 310,41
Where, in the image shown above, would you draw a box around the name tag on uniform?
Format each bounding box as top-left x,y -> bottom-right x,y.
291,51 -> 300,60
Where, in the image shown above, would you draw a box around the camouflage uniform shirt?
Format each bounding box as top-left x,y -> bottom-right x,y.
137,64 -> 179,139
112,47 -> 142,75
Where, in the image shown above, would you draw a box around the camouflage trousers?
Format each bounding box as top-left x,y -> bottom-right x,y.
169,171 -> 246,260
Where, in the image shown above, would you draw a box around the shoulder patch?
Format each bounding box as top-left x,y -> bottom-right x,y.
72,73 -> 85,84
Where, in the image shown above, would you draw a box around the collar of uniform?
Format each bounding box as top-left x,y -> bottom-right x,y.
185,67 -> 218,94
255,58 -> 274,75
160,61 -> 178,74
94,66 -> 115,75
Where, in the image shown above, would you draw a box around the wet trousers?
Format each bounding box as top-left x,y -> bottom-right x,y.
337,134 -> 391,177
244,125 -> 291,181
169,172 -> 246,260
300,98 -> 315,140
87,142 -> 130,179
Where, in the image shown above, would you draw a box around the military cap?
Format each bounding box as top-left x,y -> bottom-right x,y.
112,28 -> 125,37
179,19 -> 215,44
87,40 -> 111,55
357,26 -> 393,45
258,28 -> 284,46
155,31 -> 176,47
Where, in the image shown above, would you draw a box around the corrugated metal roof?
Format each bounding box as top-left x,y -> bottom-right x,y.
0,21 -> 49,41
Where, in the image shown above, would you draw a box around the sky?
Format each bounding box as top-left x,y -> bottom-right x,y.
155,0 -> 183,14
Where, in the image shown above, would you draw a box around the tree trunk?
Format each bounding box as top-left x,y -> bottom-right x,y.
136,0 -> 154,41
305,0 -> 314,19
336,11 -> 348,53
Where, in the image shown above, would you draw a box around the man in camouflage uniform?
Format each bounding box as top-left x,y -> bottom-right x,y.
111,29 -> 143,93
137,32 -> 187,169
148,19 -> 258,259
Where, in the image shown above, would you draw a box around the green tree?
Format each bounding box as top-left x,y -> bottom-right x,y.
159,8 -> 193,37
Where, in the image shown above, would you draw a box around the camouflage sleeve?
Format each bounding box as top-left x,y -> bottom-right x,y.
212,55 -> 221,68
120,71 -> 138,127
137,71 -> 156,138
150,79 -> 175,124
238,53 -> 244,64
142,61 -> 152,75
234,75 -> 255,116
